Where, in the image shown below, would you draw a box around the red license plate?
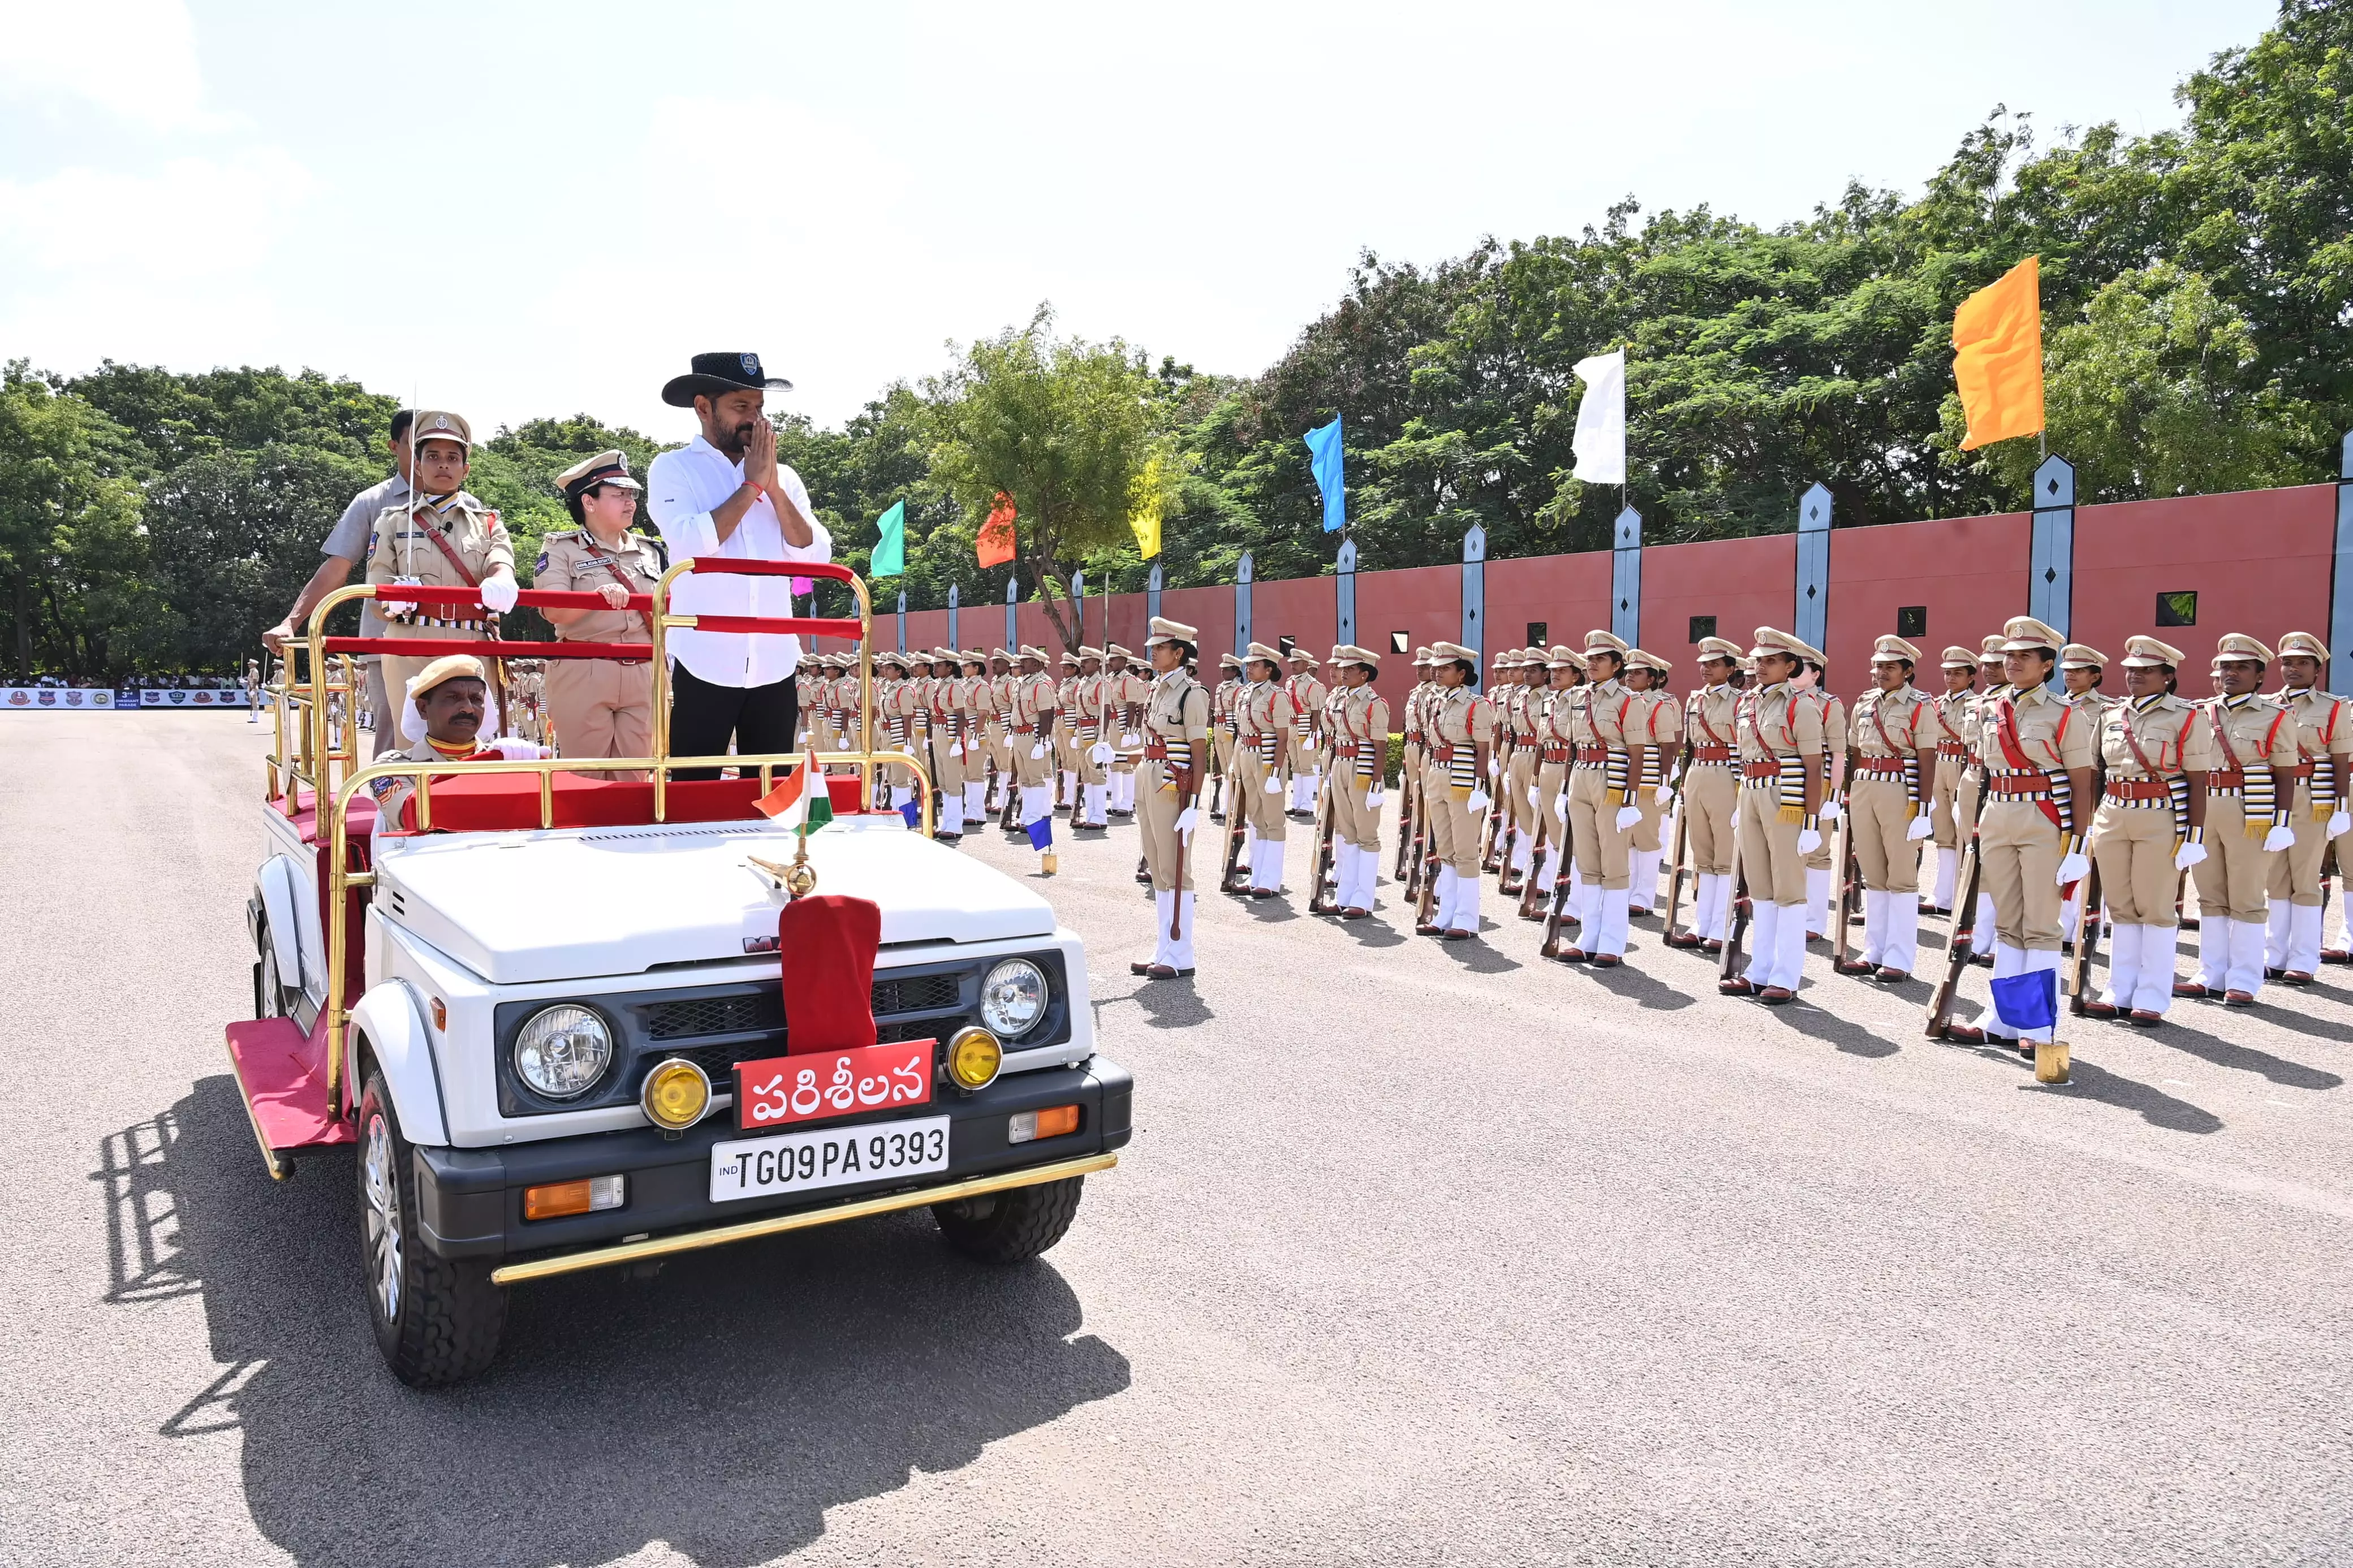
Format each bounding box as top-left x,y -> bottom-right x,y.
732,1038 -> 934,1131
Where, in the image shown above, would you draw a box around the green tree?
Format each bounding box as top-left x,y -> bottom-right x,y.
0,363 -> 158,677
925,312 -> 1160,650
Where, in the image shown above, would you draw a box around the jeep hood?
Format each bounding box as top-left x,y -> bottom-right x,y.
372,816 -> 1053,984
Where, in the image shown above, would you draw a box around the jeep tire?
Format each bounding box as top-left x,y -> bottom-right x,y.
932,1175 -> 1085,1264
357,1070 -> 506,1385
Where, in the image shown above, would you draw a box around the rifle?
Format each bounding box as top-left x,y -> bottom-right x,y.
1480,738 -> 1510,872
1516,788 -> 1553,920
1394,748 -> 1420,880
2066,857 -> 2104,1014
1718,796 -> 1752,980
1539,783 -> 1580,958
1307,773 -> 1341,914
1661,796 -> 1691,936
1830,797 -> 1860,969
1219,749 -> 1253,893
1925,828 -> 1986,1036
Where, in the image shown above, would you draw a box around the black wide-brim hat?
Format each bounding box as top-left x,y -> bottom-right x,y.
661,351 -> 794,408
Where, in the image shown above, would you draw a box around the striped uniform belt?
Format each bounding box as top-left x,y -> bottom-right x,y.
557,640 -> 648,666
1936,742 -> 1968,758
1542,745 -> 1571,764
1012,724 -> 1037,735
1985,769 -> 2052,798
1740,759 -> 1782,781
2104,778 -> 2174,805
1690,744 -> 1732,762
406,615 -> 486,632
1851,757 -> 1911,777
1575,746 -> 1611,764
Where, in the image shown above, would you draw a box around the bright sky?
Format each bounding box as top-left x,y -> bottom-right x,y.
0,0 -> 2282,439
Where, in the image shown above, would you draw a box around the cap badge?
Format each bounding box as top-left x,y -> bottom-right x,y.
740,353 -> 760,376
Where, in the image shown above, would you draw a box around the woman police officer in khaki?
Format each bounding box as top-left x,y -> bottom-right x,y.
535,450 -> 665,775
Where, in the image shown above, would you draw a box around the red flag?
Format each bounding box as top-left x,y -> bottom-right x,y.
977,491 -> 1017,568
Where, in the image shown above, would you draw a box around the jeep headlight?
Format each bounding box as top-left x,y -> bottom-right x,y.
512,1004 -> 612,1099
978,958 -> 1047,1039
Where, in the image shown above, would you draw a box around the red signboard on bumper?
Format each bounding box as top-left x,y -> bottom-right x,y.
731,1038 -> 934,1131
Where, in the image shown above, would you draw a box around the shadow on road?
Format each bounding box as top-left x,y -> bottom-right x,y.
2155,1018 -> 2346,1090
1582,958 -> 1696,1012
1766,997 -> 1900,1058
98,1078 -> 1130,1568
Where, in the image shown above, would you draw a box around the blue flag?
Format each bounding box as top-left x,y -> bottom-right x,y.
1025,814 -> 1055,852
870,499 -> 906,577
1303,416 -> 1345,533
1990,969 -> 2058,1033
899,797 -> 923,830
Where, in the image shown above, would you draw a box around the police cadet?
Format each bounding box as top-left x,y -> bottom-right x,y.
1007,646 -> 1061,864
985,649 -> 1016,810
1957,632 -> 2012,960
1721,628 -> 1827,1004
1285,647 -> 1329,818
957,650 -> 996,828
1942,617 -> 2095,1055
1417,642 -> 1496,939
364,411 -> 521,715
1835,636 -> 1936,982
1233,643 -> 1298,897
2178,633 -> 2299,1005
2055,643 -> 2111,944
1071,646 -> 1110,830
2264,632 -> 2351,983
1324,645 -> 1391,918
869,651 -> 907,806
1924,646 -> 1980,914
924,649 -> 967,839
2085,636 -> 2213,1025
536,450 -> 662,777
1128,619 -> 1212,979
1669,636 -> 1745,952
1498,651 -> 1546,895
1105,643 -> 1149,819
1554,632 -> 1656,964
1622,649 -> 1679,916
1209,653 -> 1243,818
1794,653 -> 1846,941
1526,646 -> 1584,919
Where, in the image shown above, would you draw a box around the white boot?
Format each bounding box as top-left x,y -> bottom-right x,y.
1567,865 -> 1588,926
2135,926 -> 2180,1016
1805,866 -> 1831,939
963,781 -> 985,822
1702,873 -> 1730,942
2265,901 -> 2293,970
1773,901 -> 1808,991
2229,917 -> 2268,998
1975,892 -> 1998,945
940,795 -> 964,835
1986,942 -> 2024,1040
1629,849 -> 1656,913
2102,922 -> 2141,1010
1860,889 -> 1887,967
2061,885 -> 2083,944
1433,865 -> 1458,930
2020,948 -> 2062,1044
1452,875 -> 1483,936
1510,833 -> 1533,874
1884,896 -> 1920,977
1151,891 -> 1174,969
1597,887 -> 1630,957
1744,900 -> 1779,983
1170,891 -> 1196,970
1255,839 -> 1286,894
1020,783 -> 1050,826
2291,902 -> 2324,975
1931,846 -> 1958,910
1355,844 -> 1380,909
1088,781 -> 1110,826
1533,848 -> 1558,894
2193,917 -> 2230,991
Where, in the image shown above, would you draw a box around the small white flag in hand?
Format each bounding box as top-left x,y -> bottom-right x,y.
1571,349 -> 1626,485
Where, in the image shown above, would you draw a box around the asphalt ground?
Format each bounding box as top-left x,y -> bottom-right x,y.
4,712 -> 2351,1567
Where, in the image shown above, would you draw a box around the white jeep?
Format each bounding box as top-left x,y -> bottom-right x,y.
229,564 -> 1129,1385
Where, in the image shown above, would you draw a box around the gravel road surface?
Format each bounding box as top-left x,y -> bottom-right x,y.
3,713 -> 2350,1566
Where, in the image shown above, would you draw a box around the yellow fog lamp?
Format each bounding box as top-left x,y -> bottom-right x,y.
946,1026 -> 1003,1092
640,1057 -> 713,1131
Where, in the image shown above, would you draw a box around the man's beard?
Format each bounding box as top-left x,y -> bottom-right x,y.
718,420 -> 757,457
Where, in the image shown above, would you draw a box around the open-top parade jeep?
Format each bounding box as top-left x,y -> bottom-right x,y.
227,560 -> 1130,1385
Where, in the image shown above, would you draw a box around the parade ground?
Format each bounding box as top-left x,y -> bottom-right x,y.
6,711 -> 2352,1567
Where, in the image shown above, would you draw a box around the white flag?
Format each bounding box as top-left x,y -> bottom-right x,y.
1571,350 -> 1626,485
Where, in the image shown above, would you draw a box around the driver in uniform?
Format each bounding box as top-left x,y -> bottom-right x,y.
369,654 -> 545,833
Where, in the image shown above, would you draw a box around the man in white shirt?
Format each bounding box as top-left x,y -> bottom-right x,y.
646,352 -> 835,780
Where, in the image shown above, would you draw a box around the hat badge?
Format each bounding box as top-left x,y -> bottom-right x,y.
740,353 -> 760,377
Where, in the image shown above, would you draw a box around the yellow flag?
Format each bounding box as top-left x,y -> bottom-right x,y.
1128,453 -> 1164,559
1952,256 -> 2045,450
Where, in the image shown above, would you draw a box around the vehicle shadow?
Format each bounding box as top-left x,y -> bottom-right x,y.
105,1078 -> 1132,1568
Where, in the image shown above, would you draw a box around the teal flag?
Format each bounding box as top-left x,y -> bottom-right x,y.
1303,417 -> 1345,533
870,499 -> 907,577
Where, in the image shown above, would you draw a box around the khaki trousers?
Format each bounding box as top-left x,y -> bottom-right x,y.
1979,798 -> 2064,951
1736,782 -> 1807,906
1930,754 -> 1967,849
546,656 -> 653,778
1805,760 -> 1841,871
1567,765 -> 1632,890
2268,780 -> 2330,906
930,730 -> 965,795
1506,745 -> 1540,840
1633,785 -> 1666,853
362,658 -> 395,759
1684,763 -> 1736,876
1954,768 -> 1983,848
1422,762 -> 1481,876
2089,802 -> 2177,925
1011,728 -> 1054,788
1331,773 -> 1380,853
1236,745 -> 1287,839
1849,777 -> 1920,893
1139,759 -> 1195,891
1535,761 -> 1568,862
1074,725 -> 1107,785
2192,796 -> 2273,922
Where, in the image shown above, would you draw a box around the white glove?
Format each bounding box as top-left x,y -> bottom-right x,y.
1653,784 -> 1674,805
2055,852 -> 2089,885
950,743 -> 965,758
1906,815 -> 1934,841
487,737 -> 546,759
1174,807 -> 1198,840
1122,732 -> 1140,747
2264,823 -> 2295,853
1466,788 -> 1491,814
1486,757 -> 1500,779
1553,793 -> 1570,819
1366,787 -> 1385,809
2174,840 -> 2208,870
837,737 -> 850,750
1265,775 -> 1283,795
1614,805 -> 1643,831
1820,798 -> 1842,822
1796,828 -> 1823,854
1089,742 -> 1114,765
1030,742 -> 1048,760
479,571 -> 519,614
1526,786 -> 1540,807
2330,811 -> 2350,840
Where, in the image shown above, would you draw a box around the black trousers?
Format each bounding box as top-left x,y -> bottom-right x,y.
668,662 -> 800,781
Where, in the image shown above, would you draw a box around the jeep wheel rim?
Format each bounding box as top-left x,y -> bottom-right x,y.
258,945 -> 283,1018
363,1112 -> 402,1322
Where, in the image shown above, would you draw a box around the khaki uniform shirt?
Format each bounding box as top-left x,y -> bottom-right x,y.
2098,694 -> 2217,781
1849,685 -> 1933,761
533,529 -> 665,643
1972,684 -> 2097,777
1736,682 -> 1828,764
2201,693 -> 2298,789
1685,684 -> 1739,758
1286,672 -> 1328,742
1424,687 -> 1497,752
1328,683 -> 1391,781
366,492 -> 514,605
2275,687 -> 2353,773
1236,680 -> 1298,741
1010,671 -> 1058,733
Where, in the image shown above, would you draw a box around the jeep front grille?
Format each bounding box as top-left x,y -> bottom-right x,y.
643,972 -> 963,1041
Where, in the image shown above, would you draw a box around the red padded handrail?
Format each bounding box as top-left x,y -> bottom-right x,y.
320,637 -> 648,659
374,585 -> 651,612
686,558 -> 855,581
682,615 -> 864,637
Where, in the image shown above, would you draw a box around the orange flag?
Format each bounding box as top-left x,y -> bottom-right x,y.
977,491 -> 1017,568
1952,256 -> 2044,450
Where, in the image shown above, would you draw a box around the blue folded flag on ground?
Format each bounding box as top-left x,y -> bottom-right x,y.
1025,815 -> 1054,852
899,797 -> 922,830
1990,969 -> 2057,1033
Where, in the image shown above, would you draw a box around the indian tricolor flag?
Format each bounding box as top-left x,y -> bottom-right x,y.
756,751 -> 835,838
